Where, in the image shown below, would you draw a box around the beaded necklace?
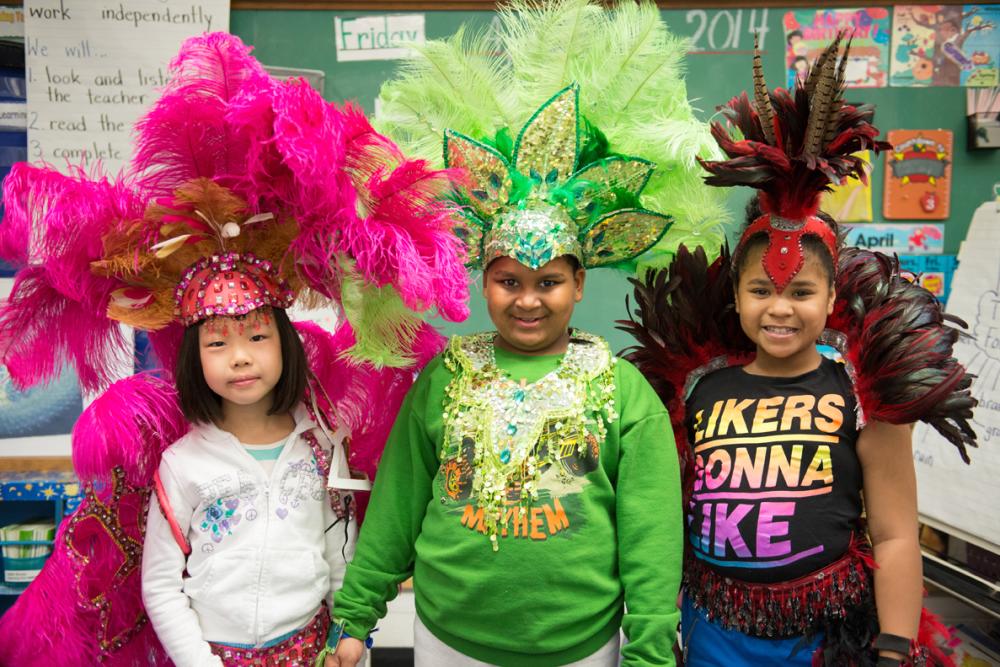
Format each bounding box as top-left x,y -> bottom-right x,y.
441,331 -> 618,549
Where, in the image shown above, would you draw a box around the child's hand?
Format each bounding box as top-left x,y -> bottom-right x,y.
327,637 -> 365,667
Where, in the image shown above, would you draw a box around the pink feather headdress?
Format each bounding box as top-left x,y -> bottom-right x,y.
0,32 -> 469,394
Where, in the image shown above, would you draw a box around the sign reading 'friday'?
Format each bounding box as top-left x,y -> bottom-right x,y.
334,14 -> 425,62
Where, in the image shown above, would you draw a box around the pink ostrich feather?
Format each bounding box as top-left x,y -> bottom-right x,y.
0,164 -> 142,393
336,104 -> 470,322
131,32 -> 268,197
72,373 -> 188,487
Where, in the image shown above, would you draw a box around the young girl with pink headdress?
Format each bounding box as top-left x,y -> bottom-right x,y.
0,32 -> 469,667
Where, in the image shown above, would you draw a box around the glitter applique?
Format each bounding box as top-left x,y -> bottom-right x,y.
440,331 -> 618,550
274,457 -> 326,520
200,497 -> 242,543
443,85 -> 673,271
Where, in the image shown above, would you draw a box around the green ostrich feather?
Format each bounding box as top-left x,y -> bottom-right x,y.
376,0 -> 733,266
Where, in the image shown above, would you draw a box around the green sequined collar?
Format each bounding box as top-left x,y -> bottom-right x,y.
441,330 -> 618,549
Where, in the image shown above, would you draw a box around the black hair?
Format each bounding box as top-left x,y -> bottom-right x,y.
787,30 -> 803,43
732,195 -> 838,287
794,56 -> 809,66
175,307 -> 308,424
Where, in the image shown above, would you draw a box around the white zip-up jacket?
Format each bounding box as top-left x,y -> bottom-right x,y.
142,404 -> 357,667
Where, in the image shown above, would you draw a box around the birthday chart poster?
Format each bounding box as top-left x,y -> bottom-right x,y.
891,5 -> 999,87
883,129 -> 952,220
784,8 -> 891,89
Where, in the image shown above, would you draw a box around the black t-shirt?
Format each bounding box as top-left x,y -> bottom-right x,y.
684,357 -> 862,583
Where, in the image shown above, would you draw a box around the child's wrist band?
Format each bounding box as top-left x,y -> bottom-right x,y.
873,632 -> 912,656
340,631 -> 375,649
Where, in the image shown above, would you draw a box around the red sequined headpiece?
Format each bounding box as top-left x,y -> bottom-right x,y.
174,252 -> 294,326
738,214 -> 838,292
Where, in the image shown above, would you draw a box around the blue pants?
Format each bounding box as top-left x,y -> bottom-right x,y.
681,595 -> 822,666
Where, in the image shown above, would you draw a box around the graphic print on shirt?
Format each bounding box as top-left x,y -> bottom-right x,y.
195,470 -> 260,545
274,456 -> 326,520
685,360 -> 861,581
437,333 -> 615,545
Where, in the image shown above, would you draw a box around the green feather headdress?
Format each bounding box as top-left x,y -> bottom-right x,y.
446,85 -> 672,270
376,0 -> 732,271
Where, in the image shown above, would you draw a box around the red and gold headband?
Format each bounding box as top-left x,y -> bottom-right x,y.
737,214 -> 838,292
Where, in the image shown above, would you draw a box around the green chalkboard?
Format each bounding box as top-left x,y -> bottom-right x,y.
231,7 -> 1000,351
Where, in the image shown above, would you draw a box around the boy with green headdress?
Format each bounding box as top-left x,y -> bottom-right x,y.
328,2 -> 728,665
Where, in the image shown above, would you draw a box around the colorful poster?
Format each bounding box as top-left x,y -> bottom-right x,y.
883,130 -> 953,220
899,254 -> 958,302
784,8 -> 891,88
842,223 -> 945,254
820,150 -> 874,222
891,5 -> 999,87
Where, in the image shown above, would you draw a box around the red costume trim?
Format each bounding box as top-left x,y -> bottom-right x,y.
737,213 -> 839,292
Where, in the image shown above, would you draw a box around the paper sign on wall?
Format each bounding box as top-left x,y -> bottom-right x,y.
784,8 -> 891,88
843,222 -> 945,254
335,14 -> 425,62
890,5 -> 1000,87
25,0 -> 229,175
913,202 -> 1000,551
883,129 -> 953,220
899,253 -> 958,301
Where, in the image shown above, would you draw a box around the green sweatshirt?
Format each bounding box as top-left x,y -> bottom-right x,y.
334,333 -> 683,666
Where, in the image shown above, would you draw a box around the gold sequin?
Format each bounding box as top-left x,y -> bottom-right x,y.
581,209 -> 674,268
513,87 -> 579,193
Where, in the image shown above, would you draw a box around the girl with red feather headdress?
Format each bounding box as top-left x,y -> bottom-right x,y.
620,34 -> 975,666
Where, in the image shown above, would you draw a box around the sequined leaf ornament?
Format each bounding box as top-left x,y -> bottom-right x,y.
444,130 -> 512,219
582,209 -> 673,268
512,86 -> 579,195
444,83 -> 673,271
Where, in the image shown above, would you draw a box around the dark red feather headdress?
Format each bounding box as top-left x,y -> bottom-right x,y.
699,33 -> 890,291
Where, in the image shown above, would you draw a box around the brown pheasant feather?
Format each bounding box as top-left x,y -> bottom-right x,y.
698,32 -> 890,221
751,33 -> 775,146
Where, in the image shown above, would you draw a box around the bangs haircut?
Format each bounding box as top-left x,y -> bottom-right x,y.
175,307 -> 308,424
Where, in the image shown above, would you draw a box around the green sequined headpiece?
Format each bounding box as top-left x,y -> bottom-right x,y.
445,85 -> 672,271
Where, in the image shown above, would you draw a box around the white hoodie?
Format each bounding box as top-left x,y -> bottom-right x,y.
142,404 -> 357,667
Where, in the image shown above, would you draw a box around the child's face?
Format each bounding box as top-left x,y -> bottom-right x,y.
198,310 -> 283,414
735,246 -> 835,369
483,255 -> 585,355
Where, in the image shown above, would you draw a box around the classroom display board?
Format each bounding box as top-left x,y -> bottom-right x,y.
25,0 -> 228,174
914,201 -> 1000,551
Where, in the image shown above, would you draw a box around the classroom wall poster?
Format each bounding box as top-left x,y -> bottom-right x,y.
820,150 -> 874,222
891,5 -> 1000,87
784,8 -> 890,88
843,222 -> 944,254
899,253 -> 958,302
25,0 -> 230,175
883,129 -> 953,220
